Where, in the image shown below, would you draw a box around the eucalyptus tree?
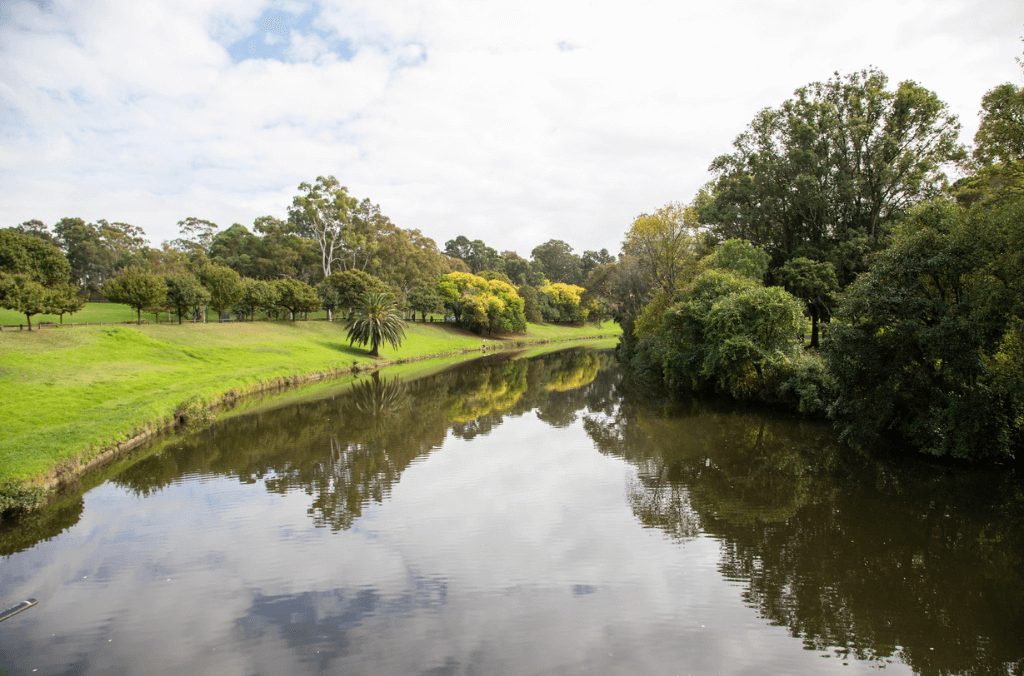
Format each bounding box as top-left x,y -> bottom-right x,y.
288,176 -> 358,278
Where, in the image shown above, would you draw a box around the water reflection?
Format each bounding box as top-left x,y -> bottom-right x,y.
2,348 -> 1022,676
585,373 -> 1024,675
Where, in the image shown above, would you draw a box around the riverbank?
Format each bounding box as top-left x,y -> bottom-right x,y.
0,319 -> 620,507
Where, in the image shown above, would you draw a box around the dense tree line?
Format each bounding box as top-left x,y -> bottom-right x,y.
2,177 -> 612,332
612,65 -> 1024,463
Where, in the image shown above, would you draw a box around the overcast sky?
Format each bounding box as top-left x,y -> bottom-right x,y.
1,0 -> 1022,258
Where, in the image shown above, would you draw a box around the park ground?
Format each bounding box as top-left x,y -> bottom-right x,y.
0,306 -> 620,495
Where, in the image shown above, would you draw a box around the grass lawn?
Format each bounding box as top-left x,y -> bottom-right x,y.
0,319 -> 620,488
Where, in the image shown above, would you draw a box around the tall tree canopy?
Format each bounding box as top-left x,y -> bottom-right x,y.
701,68 -> 965,287
288,176 -> 358,278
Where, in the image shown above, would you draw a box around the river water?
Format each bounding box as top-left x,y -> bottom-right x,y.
1,346 -> 1022,675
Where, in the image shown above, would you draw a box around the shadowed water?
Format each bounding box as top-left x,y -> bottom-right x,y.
1,347 -> 1022,675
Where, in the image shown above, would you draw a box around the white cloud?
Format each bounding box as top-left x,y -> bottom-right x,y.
1,0 -> 1022,255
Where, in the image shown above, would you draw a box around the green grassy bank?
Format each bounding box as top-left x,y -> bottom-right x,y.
0,319 -> 620,497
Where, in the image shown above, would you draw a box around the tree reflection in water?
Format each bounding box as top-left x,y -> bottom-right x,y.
3,349 -> 1022,675
585,370 -> 1024,676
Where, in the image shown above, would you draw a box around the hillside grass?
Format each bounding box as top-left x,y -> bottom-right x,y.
0,319 -> 620,487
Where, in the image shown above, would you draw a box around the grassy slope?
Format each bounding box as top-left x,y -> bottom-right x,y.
0,319 -> 619,484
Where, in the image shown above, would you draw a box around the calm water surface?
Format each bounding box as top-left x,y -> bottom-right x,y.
1,348 -> 1022,675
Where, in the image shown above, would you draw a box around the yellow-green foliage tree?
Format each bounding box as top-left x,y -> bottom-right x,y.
539,282 -> 589,323
436,271 -> 526,334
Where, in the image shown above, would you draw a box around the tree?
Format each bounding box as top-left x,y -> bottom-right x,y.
198,264 -> 243,321
0,229 -> 72,328
171,217 -> 219,257
779,257 -> 838,348
0,229 -> 71,287
12,219 -> 55,244
47,284 -> 85,324
517,285 -> 543,323
825,198 -> 1024,460
53,217 -> 103,294
288,176 -> 358,278
165,272 -> 210,324
538,282 -> 589,323
407,285 -> 444,321
103,268 -> 167,325
973,83 -> 1024,166
701,238 -> 769,281
0,275 -> 47,330
501,251 -> 545,287
372,227 -> 449,311
209,223 -> 259,277
444,236 -> 501,274
531,239 -> 582,285
436,272 -> 526,334
320,269 -> 392,319
236,278 -> 278,321
703,68 -> 965,287
580,248 -> 615,280
622,202 -> 700,296
274,278 -> 321,320
345,292 -> 407,357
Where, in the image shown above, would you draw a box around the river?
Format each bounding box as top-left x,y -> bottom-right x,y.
1,346 -> 1022,675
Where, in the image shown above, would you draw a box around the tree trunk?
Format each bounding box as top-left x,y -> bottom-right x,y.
809,305 -> 820,349
370,339 -> 380,358
137,307 -> 142,325
25,314 -> 32,331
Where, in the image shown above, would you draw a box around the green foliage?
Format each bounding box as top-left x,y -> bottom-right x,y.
622,202 -> 700,295
165,272 -> 210,324
0,228 -> 71,287
825,198 -> 1024,459
629,268 -> 804,402
198,264 -> 243,320
0,479 -> 50,515
703,68 -> 965,287
437,272 -> 526,334
102,268 -> 167,325
701,238 -> 769,281
235,278 -> 279,321
175,395 -> 214,429
274,278 -> 321,319
288,176 -> 358,278
407,285 -> 444,320
531,239 -> 583,285
345,292 -> 407,357
973,83 -> 1024,167
779,256 -> 839,348
538,282 -> 589,323
46,284 -> 85,322
0,275 -> 49,329
517,284 -> 543,323
320,269 -> 391,318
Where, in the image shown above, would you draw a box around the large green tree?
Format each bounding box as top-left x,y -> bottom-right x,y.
274,278 -> 321,320
702,68 -> 965,288
531,239 -> 583,285
198,264 -> 243,322
825,198 -> 1023,460
103,268 -> 167,325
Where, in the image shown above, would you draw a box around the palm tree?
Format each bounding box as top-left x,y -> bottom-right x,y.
345,292 -> 407,358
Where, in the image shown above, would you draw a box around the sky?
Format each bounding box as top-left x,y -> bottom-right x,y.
1,0 -> 1022,258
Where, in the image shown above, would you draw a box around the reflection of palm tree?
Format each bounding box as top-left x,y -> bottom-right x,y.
345,292 -> 406,357
353,370 -> 410,439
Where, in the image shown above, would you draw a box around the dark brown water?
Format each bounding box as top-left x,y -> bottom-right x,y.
1,347 -> 1022,675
